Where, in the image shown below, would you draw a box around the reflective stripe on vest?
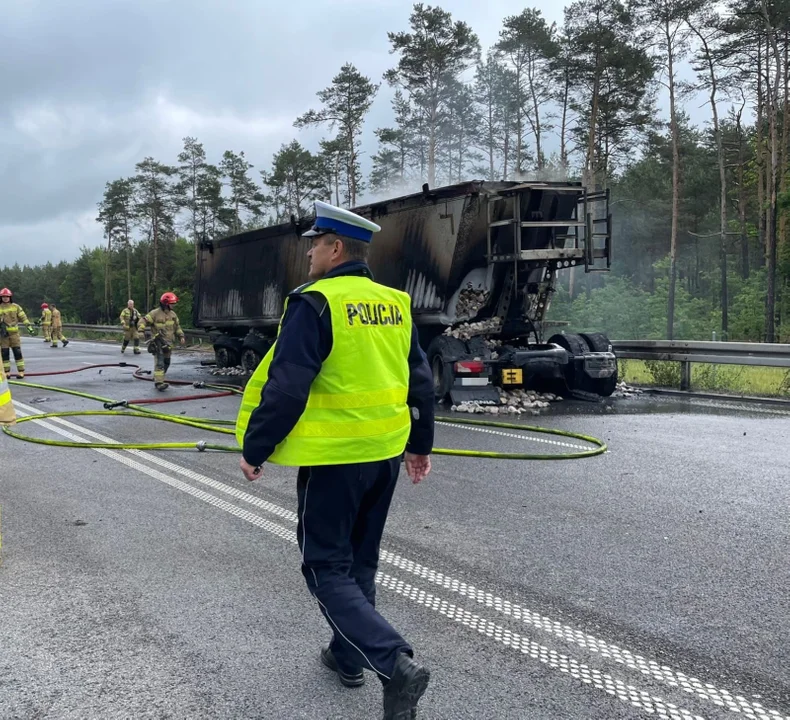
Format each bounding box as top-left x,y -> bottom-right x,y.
0,366 -> 15,425
235,275 -> 412,467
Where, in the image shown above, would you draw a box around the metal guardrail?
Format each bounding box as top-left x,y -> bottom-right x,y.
59,326 -> 789,390
611,340 -> 790,390
63,324 -> 208,340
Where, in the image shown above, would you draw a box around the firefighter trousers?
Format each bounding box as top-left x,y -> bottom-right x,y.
1,332 -> 25,376
153,345 -> 172,384
51,326 -> 67,346
41,322 -> 52,342
122,327 -> 140,353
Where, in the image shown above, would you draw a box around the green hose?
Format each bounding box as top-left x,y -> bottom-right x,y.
5,379 -> 607,460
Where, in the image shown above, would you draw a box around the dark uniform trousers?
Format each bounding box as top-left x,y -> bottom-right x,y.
296,457 -> 412,683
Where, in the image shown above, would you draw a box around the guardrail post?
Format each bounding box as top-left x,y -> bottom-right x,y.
680,361 -> 691,391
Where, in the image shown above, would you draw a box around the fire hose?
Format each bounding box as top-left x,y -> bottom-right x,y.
3,364 -> 607,460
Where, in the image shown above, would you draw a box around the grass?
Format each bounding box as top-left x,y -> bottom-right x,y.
619,359 -> 790,398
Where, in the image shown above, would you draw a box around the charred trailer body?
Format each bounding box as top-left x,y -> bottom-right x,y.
195,180 -> 617,401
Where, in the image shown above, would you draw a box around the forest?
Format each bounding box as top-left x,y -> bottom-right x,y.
1,0 -> 789,342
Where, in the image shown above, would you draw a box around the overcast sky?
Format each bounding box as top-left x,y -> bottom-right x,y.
1,0 -> 698,269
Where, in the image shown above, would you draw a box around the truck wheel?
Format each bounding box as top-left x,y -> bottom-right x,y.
580,333 -> 618,397
426,335 -> 461,401
547,333 -> 587,391
215,346 -> 240,369
241,348 -> 262,374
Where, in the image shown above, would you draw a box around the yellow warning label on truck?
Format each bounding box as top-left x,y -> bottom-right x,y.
501,368 -> 523,385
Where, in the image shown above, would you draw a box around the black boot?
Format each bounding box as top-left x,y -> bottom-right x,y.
320,646 -> 364,688
382,654 -> 429,720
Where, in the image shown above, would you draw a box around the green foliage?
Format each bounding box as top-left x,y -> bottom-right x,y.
385,3 -> 481,186
644,360 -> 682,387
295,63 -> 378,207
262,141 -> 327,222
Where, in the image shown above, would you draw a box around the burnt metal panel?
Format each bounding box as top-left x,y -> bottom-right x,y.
196,180 -> 586,332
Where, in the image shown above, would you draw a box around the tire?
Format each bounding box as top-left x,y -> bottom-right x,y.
580,333 -> 618,397
547,333 -> 587,391
426,335 -> 464,401
215,345 -> 240,369
241,348 -> 262,373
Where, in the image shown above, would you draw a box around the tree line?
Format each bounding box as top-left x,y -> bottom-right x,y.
2,0 -> 789,342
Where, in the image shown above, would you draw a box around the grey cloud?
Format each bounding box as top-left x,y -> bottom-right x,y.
0,0 -> 564,267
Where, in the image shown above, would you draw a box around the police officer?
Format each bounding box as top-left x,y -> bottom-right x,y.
49,304 -> 69,348
0,287 -> 35,378
236,201 -> 435,720
120,299 -> 141,354
40,303 -> 53,342
138,292 -> 185,390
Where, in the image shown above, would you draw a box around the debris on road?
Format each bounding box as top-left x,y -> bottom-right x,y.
612,381 -> 643,398
210,366 -> 249,377
451,389 -> 560,416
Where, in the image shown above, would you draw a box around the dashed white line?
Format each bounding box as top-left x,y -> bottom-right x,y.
12,400 -> 790,720
12,401 -> 707,720
377,574 -> 706,720
437,420 -> 593,451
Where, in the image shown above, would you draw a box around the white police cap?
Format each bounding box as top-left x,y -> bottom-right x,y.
302,200 -> 381,243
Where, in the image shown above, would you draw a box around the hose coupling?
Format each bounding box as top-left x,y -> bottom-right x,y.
196,440 -> 207,452
103,400 -> 128,410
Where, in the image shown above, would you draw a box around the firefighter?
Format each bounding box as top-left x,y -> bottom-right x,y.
49,304 -> 69,348
120,299 -> 141,354
138,292 -> 185,390
40,303 -> 53,342
0,288 -> 35,379
236,201 -> 435,719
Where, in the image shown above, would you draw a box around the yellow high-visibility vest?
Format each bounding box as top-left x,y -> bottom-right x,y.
0,365 -> 16,426
236,275 -> 412,466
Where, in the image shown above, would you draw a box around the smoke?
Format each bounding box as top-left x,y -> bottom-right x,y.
356,179 -> 426,207
511,164 -> 573,184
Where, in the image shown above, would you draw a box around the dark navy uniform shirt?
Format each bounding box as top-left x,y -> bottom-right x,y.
243,261 -> 435,467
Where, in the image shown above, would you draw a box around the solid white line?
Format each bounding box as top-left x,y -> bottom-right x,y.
10,401 -> 708,720
12,400 -> 789,720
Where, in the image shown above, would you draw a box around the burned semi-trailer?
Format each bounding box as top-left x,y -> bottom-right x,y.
195,180 -> 617,401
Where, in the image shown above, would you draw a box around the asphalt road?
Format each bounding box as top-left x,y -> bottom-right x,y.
1,338 -> 788,720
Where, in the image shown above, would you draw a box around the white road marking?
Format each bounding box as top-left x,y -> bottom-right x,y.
11,400 -> 790,720
437,420 -> 592,451
11,401 -> 708,720
693,400 -> 790,417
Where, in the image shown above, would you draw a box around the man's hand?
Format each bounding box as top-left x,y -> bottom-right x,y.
240,457 -> 263,482
404,452 -> 431,484
180,337 -> 186,345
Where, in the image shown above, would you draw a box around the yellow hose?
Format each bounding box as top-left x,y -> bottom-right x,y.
5,379 -> 607,460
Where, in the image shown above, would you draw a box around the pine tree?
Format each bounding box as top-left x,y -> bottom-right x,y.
177,137 -> 226,262
632,0 -> 703,339
133,158 -> 178,306
438,81 -> 482,184
219,150 -> 265,232
370,91 -> 421,194
686,5 -> 733,336
295,63 -> 378,207
262,141 -> 325,222
385,3 -> 480,187
563,0 -> 655,188
496,9 -> 560,173
96,178 -> 136,311
473,52 -> 505,180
